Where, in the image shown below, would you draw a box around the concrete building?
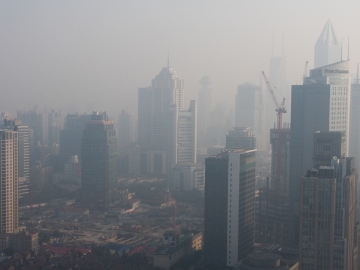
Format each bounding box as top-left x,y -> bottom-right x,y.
80,112 -> 117,211
0,129 -> 19,234
289,60 -> 351,238
235,83 -> 266,152
314,20 -> 341,68
299,157 -> 357,270
197,75 -> 212,148
204,149 -> 256,268
0,231 -> 39,254
171,163 -> 204,191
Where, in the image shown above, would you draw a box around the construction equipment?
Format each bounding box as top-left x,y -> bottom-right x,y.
261,71 -> 287,130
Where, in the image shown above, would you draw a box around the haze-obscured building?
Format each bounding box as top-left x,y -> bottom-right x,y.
197,75 -> 212,148
80,112 -> 117,211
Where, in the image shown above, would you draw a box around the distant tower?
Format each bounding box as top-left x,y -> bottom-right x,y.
138,65 -> 184,175
235,83 -> 265,152
225,127 -> 256,150
60,113 -> 91,162
0,129 -> 19,233
80,112 -> 117,211
197,76 -> 212,147
48,109 -> 64,154
118,110 -> 134,150
17,108 -> 43,150
314,20 -> 341,68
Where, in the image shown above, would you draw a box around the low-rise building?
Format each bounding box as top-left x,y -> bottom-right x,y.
153,230 -> 202,270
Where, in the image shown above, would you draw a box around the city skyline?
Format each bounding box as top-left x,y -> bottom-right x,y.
1,2 -> 360,118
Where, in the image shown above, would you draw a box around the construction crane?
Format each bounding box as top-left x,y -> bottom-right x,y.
261,71 -> 287,130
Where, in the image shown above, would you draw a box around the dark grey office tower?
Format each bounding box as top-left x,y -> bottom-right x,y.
204,149 -> 256,268
60,113 -> 91,163
313,131 -> 345,168
80,112 -> 117,211
226,127 -> 256,150
299,157 -> 356,270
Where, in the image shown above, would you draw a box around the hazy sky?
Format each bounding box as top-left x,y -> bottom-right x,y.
1,1 -> 360,118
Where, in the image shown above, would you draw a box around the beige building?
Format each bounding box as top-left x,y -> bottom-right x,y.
0,129 -> 19,234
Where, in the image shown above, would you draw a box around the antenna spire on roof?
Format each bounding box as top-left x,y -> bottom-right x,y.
272,30 -> 274,57
348,36 -> 350,60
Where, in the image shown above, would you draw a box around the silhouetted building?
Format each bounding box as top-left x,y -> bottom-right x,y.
235,83 -> 266,152
118,110 -> 134,150
197,75 -> 212,147
204,149 -> 256,268
80,112 -> 117,211
314,20 -> 341,68
60,113 -> 91,163
299,157 -> 356,270
48,109 -> 64,154
17,109 -> 43,149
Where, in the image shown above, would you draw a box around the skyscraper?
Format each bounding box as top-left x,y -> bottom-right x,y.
138,65 -> 185,175
118,110 -> 134,150
299,157 -> 356,270
167,101 -> 197,186
349,82 -> 360,175
60,113 -> 91,163
47,109 -> 64,154
289,60 -> 351,219
204,149 -> 256,268
17,109 -> 43,149
197,76 -> 212,147
80,112 -> 117,211
0,129 -> 18,233
314,20 -> 341,68
235,83 -> 266,152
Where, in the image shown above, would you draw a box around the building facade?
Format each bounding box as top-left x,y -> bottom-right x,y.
289,61 -> 351,229
204,149 -> 256,268
80,112 -> 117,211
171,163 -> 204,191
0,129 -> 19,234
299,157 -> 357,270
